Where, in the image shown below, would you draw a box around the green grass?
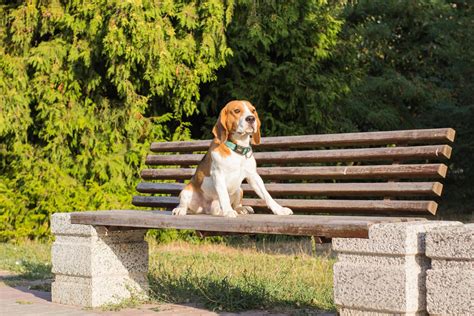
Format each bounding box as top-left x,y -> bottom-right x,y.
0,241 -> 52,280
148,240 -> 335,312
0,238 -> 335,313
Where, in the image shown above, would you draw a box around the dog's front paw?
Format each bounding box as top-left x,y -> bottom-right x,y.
235,206 -> 254,215
273,207 -> 293,215
172,207 -> 187,216
222,209 -> 238,218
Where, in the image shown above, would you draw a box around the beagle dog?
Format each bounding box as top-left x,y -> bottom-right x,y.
172,100 -> 293,217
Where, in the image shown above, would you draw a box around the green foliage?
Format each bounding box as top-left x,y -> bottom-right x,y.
336,0 -> 474,212
0,0 -> 234,240
338,1 -> 473,130
198,0 -> 344,136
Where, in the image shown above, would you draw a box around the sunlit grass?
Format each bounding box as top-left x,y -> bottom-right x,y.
0,240 -> 52,280
148,240 -> 335,312
0,238 -> 335,312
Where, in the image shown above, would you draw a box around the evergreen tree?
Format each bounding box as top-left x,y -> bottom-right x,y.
338,0 -> 474,216
0,0 -> 234,240
197,0 -> 344,137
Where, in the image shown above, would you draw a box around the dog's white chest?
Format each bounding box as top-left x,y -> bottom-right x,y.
202,150 -> 254,199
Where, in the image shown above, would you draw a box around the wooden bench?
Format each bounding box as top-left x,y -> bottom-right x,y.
54,127 -> 459,311
71,128 -> 456,239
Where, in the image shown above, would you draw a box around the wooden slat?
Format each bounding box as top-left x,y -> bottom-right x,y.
137,183 -> 186,194
131,196 -> 438,214
140,164 -> 447,180
136,182 -> 443,197
150,128 -> 455,152
245,199 -> 438,214
70,210 -> 427,238
146,145 -> 452,165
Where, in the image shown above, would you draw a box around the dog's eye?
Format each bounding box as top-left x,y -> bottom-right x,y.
252,109 -> 256,113
234,109 -> 240,114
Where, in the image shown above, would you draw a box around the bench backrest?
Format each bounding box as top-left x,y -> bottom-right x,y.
133,128 -> 455,216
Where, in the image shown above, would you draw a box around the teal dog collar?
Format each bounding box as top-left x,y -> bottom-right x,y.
225,140 -> 252,156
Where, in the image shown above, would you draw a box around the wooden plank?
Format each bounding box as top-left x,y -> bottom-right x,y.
146,145 -> 452,165
136,182 -> 443,197
137,183 -> 186,194
70,210 -> 427,238
150,128 -> 455,152
245,199 -> 438,214
131,196 -> 438,214
140,164 -> 448,180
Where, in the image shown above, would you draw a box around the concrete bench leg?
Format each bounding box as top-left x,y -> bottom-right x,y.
51,213 -> 149,307
426,223 -> 473,316
332,221 -> 460,315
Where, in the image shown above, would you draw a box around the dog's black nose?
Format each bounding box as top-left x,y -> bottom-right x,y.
245,115 -> 256,123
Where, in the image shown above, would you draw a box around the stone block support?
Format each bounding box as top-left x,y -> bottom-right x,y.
332,221 -> 460,315
426,223 -> 473,316
51,213 -> 149,307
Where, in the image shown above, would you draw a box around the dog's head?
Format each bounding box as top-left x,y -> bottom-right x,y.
212,100 -> 261,145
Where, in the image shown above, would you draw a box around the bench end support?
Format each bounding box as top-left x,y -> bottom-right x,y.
51,213 -> 149,307
332,220 -> 462,315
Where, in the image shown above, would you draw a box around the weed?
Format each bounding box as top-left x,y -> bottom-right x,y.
100,286 -> 148,311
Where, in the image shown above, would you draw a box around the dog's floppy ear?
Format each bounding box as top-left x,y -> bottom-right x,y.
251,111 -> 261,145
212,107 -> 229,144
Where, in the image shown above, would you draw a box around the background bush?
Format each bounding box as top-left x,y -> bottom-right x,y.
1,0 -> 472,241
0,0 -> 234,240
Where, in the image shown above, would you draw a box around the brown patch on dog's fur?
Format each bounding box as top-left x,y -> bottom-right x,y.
212,111 -> 229,144
184,183 -> 194,191
211,100 -> 255,158
190,151 -> 211,189
213,142 -> 231,158
212,101 -> 246,144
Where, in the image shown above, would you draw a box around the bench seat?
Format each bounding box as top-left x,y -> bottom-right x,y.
70,210 -> 426,238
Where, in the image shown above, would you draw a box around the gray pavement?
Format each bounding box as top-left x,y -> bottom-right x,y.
0,282 -> 233,316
